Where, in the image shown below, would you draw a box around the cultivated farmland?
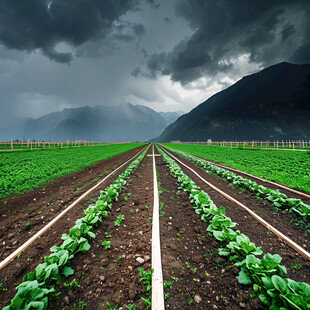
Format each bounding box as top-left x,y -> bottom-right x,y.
165,143 -> 310,194
0,143 -> 145,200
0,143 -> 309,310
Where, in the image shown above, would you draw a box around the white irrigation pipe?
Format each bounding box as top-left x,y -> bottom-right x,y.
160,146 -> 310,261
163,145 -> 310,200
151,144 -> 165,310
0,146 -> 147,270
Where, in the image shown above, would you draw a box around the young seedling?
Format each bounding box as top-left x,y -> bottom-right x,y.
126,304 -> 137,310
105,232 -> 112,238
145,205 -> 151,210
185,262 -> 197,273
0,283 -> 7,292
168,226 -> 172,230
115,215 -> 124,226
102,241 -> 111,249
291,259 -> 302,270
106,302 -> 118,310
163,281 -> 172,289
213,259 -> 224,270
63,279 -> 80,291
203,249 -> 217,257
139,268 -> 154,309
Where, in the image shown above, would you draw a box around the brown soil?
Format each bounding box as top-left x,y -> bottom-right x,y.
0,145 -> 145,261
160,148 -> 310,284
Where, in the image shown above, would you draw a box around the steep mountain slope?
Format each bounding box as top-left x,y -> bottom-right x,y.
1,103 -> 182,142
155,62 -> 310,142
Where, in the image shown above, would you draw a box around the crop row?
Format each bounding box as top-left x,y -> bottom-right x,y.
157,145 -> 310,310
3,146 -> 149,310
165,143 -> 310,194
0,143 -> 145,200
163,145 -> 310,227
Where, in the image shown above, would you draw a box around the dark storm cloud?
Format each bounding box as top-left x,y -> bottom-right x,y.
146,0 -> 310,84
0,0 -> 141,63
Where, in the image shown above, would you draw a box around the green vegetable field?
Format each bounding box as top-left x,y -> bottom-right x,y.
0,143 -> 144,199
164,144 -> 310,194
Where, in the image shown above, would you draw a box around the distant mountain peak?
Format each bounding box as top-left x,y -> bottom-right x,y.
154,62 -> 310,142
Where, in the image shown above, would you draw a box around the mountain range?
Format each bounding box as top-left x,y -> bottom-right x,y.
1,62 -> 309,143
155,62 -> 310,142
0,104 -> 182,142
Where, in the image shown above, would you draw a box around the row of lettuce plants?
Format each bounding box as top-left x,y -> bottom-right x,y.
162,145 -> 310,222
3,146 -> 150,310
157,145 -> 310,310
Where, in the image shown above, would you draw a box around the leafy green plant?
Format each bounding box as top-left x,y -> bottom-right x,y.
291,259 -> 302,270
106,302 -> 118,310
70,301 -> 87,310
63,279 -> 80,291
0,282 -> 7,292
105,232 -> 112,238
102,241 -> 111,249
139,268 -> 154,309
114,214 -> 124,226
185,262 -> 197,273
163,281 -> 172,289
212,259 -> 224,270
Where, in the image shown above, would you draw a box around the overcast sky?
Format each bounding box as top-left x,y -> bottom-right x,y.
0,0 -> 309,124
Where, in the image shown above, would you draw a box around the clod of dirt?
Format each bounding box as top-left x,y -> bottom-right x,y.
194,295 -> 202,303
